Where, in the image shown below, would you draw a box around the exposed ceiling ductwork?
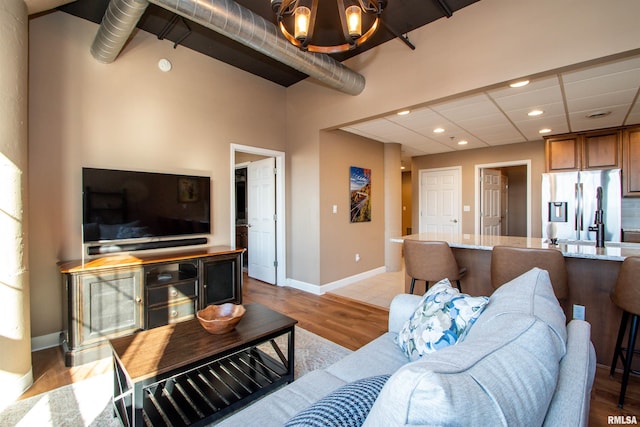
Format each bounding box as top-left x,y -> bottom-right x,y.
90,0 -> 366,95
90,0 -> 149,63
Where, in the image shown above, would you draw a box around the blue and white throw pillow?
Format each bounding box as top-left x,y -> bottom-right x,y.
396,278 -> 489,360
284,375 -> 390,427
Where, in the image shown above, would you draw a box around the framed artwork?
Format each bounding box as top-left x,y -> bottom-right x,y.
178,177 -> 200,202
350,166 -> 371,223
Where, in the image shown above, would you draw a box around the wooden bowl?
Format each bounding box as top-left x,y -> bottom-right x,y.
196,303 -> 246,335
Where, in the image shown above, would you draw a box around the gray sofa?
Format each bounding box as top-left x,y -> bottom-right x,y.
218,268 -> 596,426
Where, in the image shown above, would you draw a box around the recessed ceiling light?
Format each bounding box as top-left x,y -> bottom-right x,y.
586,111 -> 611,119
458,140 -> 468,145
397,110 -> 411,116
528,109 -> 544,117
433,127 -> 445,133
539,128 -> 552,134
509,80 -> 529,88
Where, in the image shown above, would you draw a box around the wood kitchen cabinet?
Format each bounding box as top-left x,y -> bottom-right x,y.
545,128 -> 620,172
623,126 -> 640,196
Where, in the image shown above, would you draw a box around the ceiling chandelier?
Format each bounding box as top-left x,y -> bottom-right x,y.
270,0 -> 387,54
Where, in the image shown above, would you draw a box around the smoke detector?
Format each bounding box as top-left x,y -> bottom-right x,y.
158,58 -> 172,72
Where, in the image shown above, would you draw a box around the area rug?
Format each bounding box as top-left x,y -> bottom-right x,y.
0,327 -> 351,427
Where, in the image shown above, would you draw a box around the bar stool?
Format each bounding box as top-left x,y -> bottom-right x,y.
490,245 -> 569,303
609,256 -> 640,408
403,240 -> 466,294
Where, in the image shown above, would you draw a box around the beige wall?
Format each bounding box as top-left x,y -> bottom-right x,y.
28,11 -> 286,337
412,141 -> 545,236
23,0 -> 640,340
284,0 -> 640,284
319,130 -> 385,284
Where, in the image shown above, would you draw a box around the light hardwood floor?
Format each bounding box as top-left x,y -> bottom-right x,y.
19,274 -> 639,426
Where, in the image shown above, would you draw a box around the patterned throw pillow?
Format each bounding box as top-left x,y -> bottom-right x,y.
284,375 -> 390,427
396,278 -> 489,360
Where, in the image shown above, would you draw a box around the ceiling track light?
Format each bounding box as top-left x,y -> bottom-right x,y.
271,0 -> 387,54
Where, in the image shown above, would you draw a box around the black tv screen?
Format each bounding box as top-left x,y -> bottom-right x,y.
82,167 -> 211,243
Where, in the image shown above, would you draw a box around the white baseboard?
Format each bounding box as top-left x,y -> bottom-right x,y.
31,332 -> 62,352
286,266 -> 387,295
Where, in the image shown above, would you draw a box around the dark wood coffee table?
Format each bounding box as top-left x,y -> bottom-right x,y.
110,303 -> 297,426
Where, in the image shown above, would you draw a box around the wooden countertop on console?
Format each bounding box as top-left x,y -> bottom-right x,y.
58,246 -> 245,273
392,233 -> 640,261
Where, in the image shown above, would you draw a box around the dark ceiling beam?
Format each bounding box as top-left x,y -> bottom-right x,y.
434,0 -> 453,18
382,21 -> 416,50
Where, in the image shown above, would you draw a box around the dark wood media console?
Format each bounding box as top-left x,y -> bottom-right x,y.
58,246 -> 244,367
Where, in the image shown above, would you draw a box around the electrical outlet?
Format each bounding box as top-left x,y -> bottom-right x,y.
573,304 -> 585,321
355,253 -> 360,262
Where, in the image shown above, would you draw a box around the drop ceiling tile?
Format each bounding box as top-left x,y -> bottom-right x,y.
627,102 -> 640,126
563,68 -> 640,103
430,94 -> 500,122
508,102 -> 567,124
471,125 -> 525,145
626,112 -> 640,127
454,112 -> 514,130
562,56 -> 640,83
569,105 -> 631,131
489,76 -> 563,111
566,89 -> 637,113
515,114 -> 570,140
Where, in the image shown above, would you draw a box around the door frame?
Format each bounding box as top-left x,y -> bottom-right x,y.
418,166 -> 462,234
474,160 -> 531,237
230,144 -> 286,286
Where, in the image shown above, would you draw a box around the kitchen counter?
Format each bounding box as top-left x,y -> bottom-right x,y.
392,232 -> 640,367
393,232 -> 640,261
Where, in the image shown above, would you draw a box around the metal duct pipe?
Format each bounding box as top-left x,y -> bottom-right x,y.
147,0 -> 365,95
91,0 -> 365,95
90,0 -> 149,63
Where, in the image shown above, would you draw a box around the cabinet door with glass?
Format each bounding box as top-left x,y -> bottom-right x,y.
74,266 -> 143,347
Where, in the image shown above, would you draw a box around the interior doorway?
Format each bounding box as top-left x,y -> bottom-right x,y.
230,144 -> 286,286
475,161 -> 531,237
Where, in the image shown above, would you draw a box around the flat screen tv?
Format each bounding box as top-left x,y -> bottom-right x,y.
82,167 -> 211,244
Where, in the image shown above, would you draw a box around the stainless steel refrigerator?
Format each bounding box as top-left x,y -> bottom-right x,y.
541,169 -> 621,243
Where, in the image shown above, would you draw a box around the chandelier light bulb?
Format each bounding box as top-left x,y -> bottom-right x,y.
346,6 -> 362,38
294,6 -> 311,40
273,0 -> 386,53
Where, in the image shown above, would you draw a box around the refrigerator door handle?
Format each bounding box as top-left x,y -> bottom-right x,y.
574,183 -> 579,232
577,183 -> 584,232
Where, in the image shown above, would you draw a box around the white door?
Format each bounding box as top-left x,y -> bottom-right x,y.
419,168 -> 461,239
481,168 -> 502,236
247,157 -> 277,284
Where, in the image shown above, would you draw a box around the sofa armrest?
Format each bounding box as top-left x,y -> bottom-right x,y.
543,319 -> 596,427
388,294 -> 422,333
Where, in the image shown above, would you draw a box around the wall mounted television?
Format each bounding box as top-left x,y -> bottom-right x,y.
82,167 -> 211,245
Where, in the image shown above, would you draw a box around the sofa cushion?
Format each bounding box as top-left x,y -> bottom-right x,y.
396,279 -> 489,360
363,268 -> 567,427
285,375 -> 390,427
469,268 -> 567,349
326,333 -> 408,383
